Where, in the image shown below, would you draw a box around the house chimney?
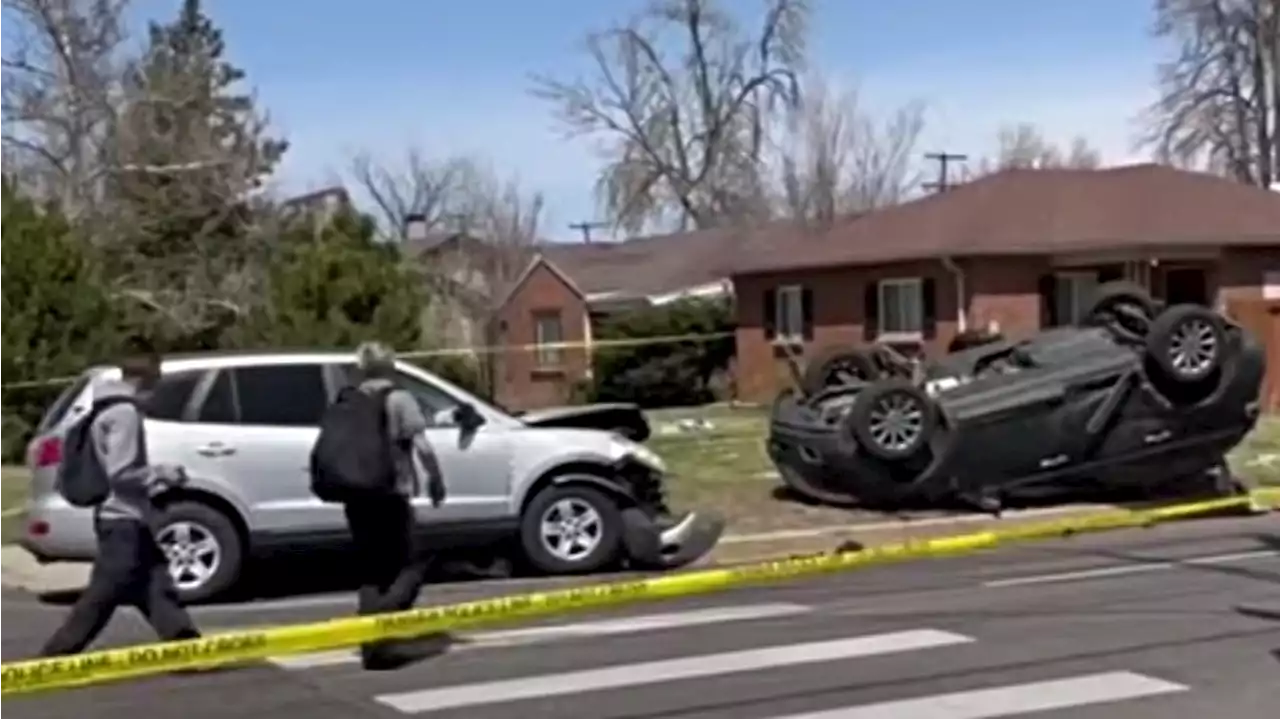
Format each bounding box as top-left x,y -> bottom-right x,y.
404,213 -> 429,242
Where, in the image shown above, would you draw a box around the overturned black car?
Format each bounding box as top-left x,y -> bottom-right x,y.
768,282 -> 1266,512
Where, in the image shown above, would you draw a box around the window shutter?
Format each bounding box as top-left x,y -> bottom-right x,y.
921,278 -> 938,339
863,282 -> 880,341
763,289 -> 777,340
801,288 -> 815,341
1038,274 -> 1058,328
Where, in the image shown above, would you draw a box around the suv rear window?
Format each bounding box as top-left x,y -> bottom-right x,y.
35,374 -> 94,433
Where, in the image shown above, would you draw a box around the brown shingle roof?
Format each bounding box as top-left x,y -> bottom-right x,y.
735,163 -> 1280,275
540,223 -> 780,297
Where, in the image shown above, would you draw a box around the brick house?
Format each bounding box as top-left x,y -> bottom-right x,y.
731,164 -> 1280,403
490,228 -> 744,410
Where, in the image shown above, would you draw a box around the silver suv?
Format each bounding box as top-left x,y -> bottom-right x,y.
20,351 -> 723,602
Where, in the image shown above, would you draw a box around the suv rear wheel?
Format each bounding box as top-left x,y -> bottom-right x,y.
519,483 -> 623,575
155,501 -> 243,603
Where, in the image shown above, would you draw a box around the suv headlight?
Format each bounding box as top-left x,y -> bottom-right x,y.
607,436 -> 667,473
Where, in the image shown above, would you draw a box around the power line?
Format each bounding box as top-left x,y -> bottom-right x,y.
922,152 -> 969,193
568,220 -> 609,244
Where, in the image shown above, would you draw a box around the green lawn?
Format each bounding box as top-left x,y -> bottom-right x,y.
647,404 -> 868,533
1,465 -> 31,545
1232,415 -> 1280,486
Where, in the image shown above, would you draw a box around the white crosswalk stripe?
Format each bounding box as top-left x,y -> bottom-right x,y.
266,602 -> 1209,717
765,672 -> 1190,719
373,629 -> 976,714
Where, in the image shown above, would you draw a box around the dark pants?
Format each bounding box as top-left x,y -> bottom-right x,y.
41,517 -> 200,657
343,495 -> 427,661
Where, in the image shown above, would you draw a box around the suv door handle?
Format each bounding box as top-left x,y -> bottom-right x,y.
1143,430 -> 1172,444
196,442 -> 236,457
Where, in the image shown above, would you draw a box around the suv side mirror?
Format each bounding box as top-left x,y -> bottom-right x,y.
452,402 -> 485,431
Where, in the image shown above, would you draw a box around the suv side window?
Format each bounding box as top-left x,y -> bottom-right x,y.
234,364 -> 329,427
144,370 -> 206,421
197,371 -> 237,424
333,363 -> 459,423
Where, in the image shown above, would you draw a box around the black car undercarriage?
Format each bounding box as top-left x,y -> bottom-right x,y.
768,282 -> 1267,513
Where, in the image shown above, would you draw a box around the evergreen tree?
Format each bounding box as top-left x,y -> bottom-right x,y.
108,0 -> 287,343
235,209 -> 430,350
1,180 -> 121,457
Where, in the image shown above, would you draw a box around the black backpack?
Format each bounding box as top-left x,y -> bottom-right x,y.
58,396 -> 140,507
309,386 -> 397,503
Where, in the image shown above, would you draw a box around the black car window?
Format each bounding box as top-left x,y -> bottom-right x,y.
234,364 -> 329,427
333,363 -> 458,419
196,370 -> 237,424
144,370 -> 205,421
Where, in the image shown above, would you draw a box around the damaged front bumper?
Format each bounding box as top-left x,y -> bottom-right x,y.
612,457 -> 725,570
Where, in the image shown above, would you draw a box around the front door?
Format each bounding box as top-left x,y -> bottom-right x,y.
184,364 -> 342,536
332,365 -> 515,525
1161,267 -> 1209,306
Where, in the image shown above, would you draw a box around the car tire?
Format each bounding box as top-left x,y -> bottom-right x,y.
801,347 -> 881,395
1146,304 -> 1226,385
845,379 -> 937,462
520,483 -> 623,575
1083,281 -> 1158,340
154,501 -> 244,604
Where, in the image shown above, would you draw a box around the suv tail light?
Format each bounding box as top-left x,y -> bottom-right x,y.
32,436 -> 62,468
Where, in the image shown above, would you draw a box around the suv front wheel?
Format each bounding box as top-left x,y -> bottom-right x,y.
519,483 -> 623,575
155,501 -> 244,603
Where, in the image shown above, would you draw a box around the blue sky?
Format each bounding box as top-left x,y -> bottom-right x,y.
128,0 -> 1166,241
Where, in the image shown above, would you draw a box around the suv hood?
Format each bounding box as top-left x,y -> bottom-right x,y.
517,403 -> 651,442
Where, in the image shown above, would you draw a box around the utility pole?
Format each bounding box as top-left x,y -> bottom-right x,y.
568,220 -> 608,244
922,152 -> 969,193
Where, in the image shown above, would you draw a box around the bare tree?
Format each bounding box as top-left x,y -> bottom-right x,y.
532,0 -> 810,234
349,149 -> 483,240
773,78 -> 925,224
351,150 -> 545,363
1,0 -> 131,218
971,123 -> 1103,175
1144,0 -> 1278,187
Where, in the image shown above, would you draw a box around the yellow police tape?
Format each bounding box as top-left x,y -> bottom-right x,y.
2,490 -> 1275,697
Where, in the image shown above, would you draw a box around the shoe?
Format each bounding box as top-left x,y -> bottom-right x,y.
360,634 -> 455,671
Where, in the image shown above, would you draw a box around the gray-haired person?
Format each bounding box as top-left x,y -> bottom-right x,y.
345,342 -> 447,669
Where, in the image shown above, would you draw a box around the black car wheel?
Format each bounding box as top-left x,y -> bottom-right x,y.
1084,281 -> 1159,341
846,379 -> 937,462
1146,304 -> 1225,384
802,347 -> 880,394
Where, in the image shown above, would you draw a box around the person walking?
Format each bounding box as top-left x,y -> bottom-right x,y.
310,341 -> 447,670
40,348 -> 201,657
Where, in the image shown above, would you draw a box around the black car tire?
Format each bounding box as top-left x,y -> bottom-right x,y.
802,347 -> 881,394
154,501 -> 244,604
520,483 -> 623,575
845,379 -> 937,462
1084,281 -> 1159,339
1146,304 -> 1226,384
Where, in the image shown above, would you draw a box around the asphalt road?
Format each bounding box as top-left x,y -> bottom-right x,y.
4,515 -> 1280,719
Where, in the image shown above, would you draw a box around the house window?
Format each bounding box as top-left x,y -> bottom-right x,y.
533,311 -> 564,367
774,285 -> 805,342
1055,271 -> 1098,325
878,278 -> 924,335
